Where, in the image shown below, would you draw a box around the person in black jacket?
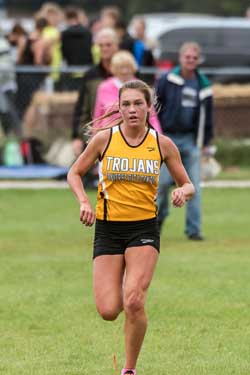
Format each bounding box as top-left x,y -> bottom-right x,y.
71,27 -> 119,157
61,7 -> 93,91
61,7 -> 92,66
156,42 -> 214,240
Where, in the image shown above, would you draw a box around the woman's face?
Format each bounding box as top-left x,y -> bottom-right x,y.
113,62 -> 135,82
47,10 -> 61,27
119,88 -> 150,128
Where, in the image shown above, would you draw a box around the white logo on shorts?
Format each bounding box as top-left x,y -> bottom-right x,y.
140,239 -> 154,244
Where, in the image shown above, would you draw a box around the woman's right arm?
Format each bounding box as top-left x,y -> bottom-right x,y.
67,130 -> 109,226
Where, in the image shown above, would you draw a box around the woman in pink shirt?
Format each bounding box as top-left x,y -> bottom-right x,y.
93,50 -> 161,132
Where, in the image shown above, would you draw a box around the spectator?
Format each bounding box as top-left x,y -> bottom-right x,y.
71,27 -> 119,157
100,5 -> 121,29
130,17 -> 156,67
114,20 -> 135,56
15,17 -> 51,121
156,42 -> 213,240
113,19 -> 154,83
39,2 -> 64,83
61,6 -> 92,66
61,6 -> 93,90
18,17 -> 51,66
91,6 -> 121,66
93,50 -> 161,133
89,16 -> 102,36
7,23 -> 27,64
77,7 -> 89,27
0,29 -> 21,136
99,6 -> 134,54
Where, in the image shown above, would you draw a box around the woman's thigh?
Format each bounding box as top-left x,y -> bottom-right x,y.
123,246 -> 159,303
93,254 -> 125,310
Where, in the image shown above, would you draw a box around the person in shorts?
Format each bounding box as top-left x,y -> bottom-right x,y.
67,79 -> 195,375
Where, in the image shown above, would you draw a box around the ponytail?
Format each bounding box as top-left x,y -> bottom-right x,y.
80,106 -> 122,140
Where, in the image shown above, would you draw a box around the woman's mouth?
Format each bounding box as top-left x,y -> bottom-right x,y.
129,116 -> 138,121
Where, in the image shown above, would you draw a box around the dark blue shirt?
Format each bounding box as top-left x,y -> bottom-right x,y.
177,78 -> 199,132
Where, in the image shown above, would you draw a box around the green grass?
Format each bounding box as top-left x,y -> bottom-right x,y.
217,166 -> 250,180
0,188 -> 250,375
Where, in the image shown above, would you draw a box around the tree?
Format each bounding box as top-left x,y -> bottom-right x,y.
5,0 -> 250,18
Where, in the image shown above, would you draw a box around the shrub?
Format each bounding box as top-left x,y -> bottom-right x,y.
214,138 -> 250,167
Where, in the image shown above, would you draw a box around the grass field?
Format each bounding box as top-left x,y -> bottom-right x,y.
217,166 -> 250,180
0,188 -> 250,375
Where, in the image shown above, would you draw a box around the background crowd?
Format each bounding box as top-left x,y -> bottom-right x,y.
0,3 -> 158,145
0,4 -> 215,242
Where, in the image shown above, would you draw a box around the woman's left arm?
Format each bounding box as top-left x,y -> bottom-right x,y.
159,134 -> 195,207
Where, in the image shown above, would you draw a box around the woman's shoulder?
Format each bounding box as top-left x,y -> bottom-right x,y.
91,128 -> 113,157
158,133 -> 179,159
92,128 -> 112,144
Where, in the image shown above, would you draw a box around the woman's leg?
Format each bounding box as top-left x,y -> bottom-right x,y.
122,246 -> 159,369
93,254 -> 125,321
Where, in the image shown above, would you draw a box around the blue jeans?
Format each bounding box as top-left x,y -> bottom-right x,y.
157,133 -> 201,236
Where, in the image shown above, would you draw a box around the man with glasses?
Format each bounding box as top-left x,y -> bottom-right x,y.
156,42 -> 214,240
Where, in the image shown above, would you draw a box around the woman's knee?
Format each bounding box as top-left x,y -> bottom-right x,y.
96,303 -> 122,321
123,287 -> 145,316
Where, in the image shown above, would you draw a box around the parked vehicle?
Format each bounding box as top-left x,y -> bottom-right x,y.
130,13 -> 250,71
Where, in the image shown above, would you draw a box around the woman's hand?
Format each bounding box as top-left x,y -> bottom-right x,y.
79,201 -> 95,226
171,187 -> 186,208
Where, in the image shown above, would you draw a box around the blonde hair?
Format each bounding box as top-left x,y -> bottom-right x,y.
110,50 -> 137,75
38,2 -> 64,24
39,2 -> 63,15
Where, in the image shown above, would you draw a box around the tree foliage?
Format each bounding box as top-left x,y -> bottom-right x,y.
5,0 -> 250,18
124,0 -> 250,17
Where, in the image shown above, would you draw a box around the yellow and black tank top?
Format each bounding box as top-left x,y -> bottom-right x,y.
96,125 -> 163,221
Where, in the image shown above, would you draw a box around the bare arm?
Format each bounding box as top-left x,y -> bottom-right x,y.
32,39 -> 51,65
67,129 -> 110,226
16,36 -> 27,64
159,134 -> 195,207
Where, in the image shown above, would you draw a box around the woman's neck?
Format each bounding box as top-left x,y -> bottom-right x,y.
120,123 -> 148,146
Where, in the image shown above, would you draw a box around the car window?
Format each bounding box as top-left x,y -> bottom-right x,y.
221,28 -> 250,48
158,27 -> 221,50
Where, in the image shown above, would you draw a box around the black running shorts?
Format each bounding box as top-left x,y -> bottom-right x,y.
93,217 -> 160,259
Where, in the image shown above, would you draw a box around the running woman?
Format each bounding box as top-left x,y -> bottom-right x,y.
67,80 -> 195,375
